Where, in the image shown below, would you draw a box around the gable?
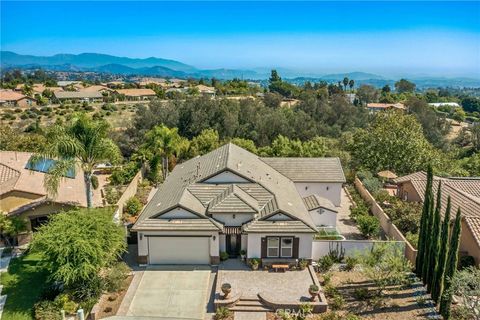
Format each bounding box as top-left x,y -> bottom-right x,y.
203,170 -> 250,184
155,206 -> 200,219
265,213 -> 294,221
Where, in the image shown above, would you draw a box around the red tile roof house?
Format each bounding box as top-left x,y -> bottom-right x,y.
394,172 -> 480,265
114,89 -> 156,101
132,143 -> 346,265
0,151 -> 105,241
0,90 -> 37,108
366,103 -> 406,113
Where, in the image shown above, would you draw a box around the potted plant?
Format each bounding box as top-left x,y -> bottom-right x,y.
250,258 -> 260,270
309,284 -> 320,301
299,259 -> 308,270
239,249 -> 246,261
221,283 -> 232,299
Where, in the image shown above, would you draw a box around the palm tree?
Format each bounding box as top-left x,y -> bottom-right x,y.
349,79 -> 355,92
343,77 -> 349,91
37,114 -> 121,208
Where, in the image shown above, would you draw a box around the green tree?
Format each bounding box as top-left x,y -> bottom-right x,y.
348,79 -> 355,92
31,208 -> 126,290
189,128 -> 220,156
431,196 -> 451,303
381,85 -> 391,93
38,114 -> 121,208
343,77 -> 349,91
440,208 -> 462,320
0,214 -> 27,246
394,79 -> 416,93
426,181 -> 442,292
416,166 -> 433,277
229,138 -> 257,154
356,84 -> 378,105
461,96 -> 480,113
452,107 -> 466,122
350,111 -> 439,175
269,69 -> 281,83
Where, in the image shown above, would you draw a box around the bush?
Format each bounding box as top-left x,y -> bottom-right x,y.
34,300 -> 62,320
104,185 -> 120,204
318,255 -> 334,272
70,276 -> 104,301
220,251 -> 229,261
104,262 -> 131,292
53,294 -> 78,314
110,162 -> 139,185
90,175 -> 99,190
405,232 -> 418,249
214,306 -> 232,320
357,170 -> 382,194
124,197 -> 142,216
356,214 -> 380,238
352,287 -> 370,300
459,255 -> 476,270
330,295 -> 345,310
344,256 -> 358,271
323,284 -> 339,298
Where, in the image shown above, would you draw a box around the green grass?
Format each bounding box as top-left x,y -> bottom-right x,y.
1,252 -> 49,320
315,228 -> 344,240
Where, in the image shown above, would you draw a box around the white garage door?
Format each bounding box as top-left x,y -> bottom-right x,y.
148,237 -> 210,264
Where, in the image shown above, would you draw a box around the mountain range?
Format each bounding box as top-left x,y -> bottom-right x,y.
1,51 -> 479,88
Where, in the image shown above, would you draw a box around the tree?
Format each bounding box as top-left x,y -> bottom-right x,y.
416,166 -> 433,277
229,138 -> 257,154
452,107 -> 466,122
426,181 -> 442,292
350,111 -> 439,175
31,208 -> 126,294
269,69 -> 281,83
348,79 -> 355,92
381,85 -> 391,93
431,196 -> 451,303
440,208 -> 462,320
343,77 -> 349,91
447,267 -> 480,320
461,96 -> 480,113
394,79 -> 416,93
356,84 -> 379,105
143,125 -> 187,180
38,114 -> 121,208
189,128 -> 220,156
0,214 -> 27,246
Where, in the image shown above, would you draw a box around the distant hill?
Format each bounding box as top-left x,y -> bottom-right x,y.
0,51 -> 196,72
319,72 -> 385,81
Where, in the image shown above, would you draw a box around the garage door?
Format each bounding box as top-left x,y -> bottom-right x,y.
148,237 -> 210,264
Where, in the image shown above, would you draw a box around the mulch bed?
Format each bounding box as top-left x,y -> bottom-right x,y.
95,275 -> 133,319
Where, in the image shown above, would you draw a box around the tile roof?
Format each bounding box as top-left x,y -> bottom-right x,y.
115,89 -> 156,97
0,90 -> 30,102
303,195 -> 337,212
260,157 -> 346,183
367,103 -> 406,110
79,85 -> 112,93
132,218 -> 223,232
54,91 -> 103,99
464,216 -> 480,249
133,143 -> 320,233
0,151 -> 103,210
242,220 -> 315,233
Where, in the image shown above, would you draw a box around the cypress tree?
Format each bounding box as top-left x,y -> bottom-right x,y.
416,166 -> 433,277
431,196 -> 451,303
439,208 -> 462,320
421,180 -> 435,284
426,181 -> 442,292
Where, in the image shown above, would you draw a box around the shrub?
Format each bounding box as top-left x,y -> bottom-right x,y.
322,272 -> 332,285
357,170 -> 382,194
220,251 -> 229,261
299,259 -> 308,270
214,306 -> 232,320
318,255 -> 334,272
344,314 -> 362,320
323,284 -> 338,298
352,287 -> 370,300
309,284 -> 319,293
34,300 -> 62,320
405,232 -> 418,249
104,185 -> 120,204
459,255 -> 476,270
124,197 -> 142,216
356,214 -> 380,238
344,256 -> 358,271
104,262 -> 131,292
330,295 -> 345,310
53,294 -> 78,314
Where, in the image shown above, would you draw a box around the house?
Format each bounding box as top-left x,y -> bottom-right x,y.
0,151 -> 105,232
15,84 -> 64,95
196,84 -> 216,97
394,172 -> 480,265
132,143 -> 345,265
114,89 -> 156,101
429,102 -> 460,108
79,85 -> 112,94
366,103 -> 406,113
54,91 -> 104,103
0,90 -> 37,108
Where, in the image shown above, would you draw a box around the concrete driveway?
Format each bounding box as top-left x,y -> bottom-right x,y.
122,266 -> 211,320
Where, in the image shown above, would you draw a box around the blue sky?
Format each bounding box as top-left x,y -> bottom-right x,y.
1,1 -> 479,77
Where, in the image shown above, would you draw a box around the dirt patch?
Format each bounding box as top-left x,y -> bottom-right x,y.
315,271 -> 432,319
96,275 -> 133,319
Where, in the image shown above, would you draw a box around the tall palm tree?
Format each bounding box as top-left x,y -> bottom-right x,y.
343,77 -> 349,91
37,114 -> 121,208
349,79 -> 355,92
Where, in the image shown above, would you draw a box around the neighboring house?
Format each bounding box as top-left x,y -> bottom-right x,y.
0,151 -> 105,232
0,90 -> 37,108
366,103 -> 406,113
115,89 -> 156,101
345,93 -> 356,104
15,84 -> 64,95
132,143 -> 345,265
196,84 -> 216,97
57,80 -> 82,87
79,85 -> 113,94
54,91 -> 104,103
429,102 -> 460,108
394,172 -> 480,265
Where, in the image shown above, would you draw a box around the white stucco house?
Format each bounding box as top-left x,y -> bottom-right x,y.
132,143 -> 345,265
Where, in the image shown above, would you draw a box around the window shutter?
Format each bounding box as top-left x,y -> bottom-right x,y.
293,237 -> 299,259
261,237 -> 267,258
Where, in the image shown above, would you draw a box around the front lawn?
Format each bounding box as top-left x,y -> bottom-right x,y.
1,252 -> 49,320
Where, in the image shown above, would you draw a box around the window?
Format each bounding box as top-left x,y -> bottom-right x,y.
281,237 -> 293,257
267,237 -> 279,257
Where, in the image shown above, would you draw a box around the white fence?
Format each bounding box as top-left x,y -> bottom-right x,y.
312,240 -> 405,260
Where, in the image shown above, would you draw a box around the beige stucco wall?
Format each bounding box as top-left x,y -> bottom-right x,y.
398,182 -> 422,202
0,191 -> 43,212
460,220 -> 480,266
18,202 -> 75,231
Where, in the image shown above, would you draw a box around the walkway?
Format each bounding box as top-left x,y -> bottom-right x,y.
336,188 -> 364,240
0,247 -> 13,319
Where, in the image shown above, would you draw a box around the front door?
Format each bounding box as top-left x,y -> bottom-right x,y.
226,234 -> 241,257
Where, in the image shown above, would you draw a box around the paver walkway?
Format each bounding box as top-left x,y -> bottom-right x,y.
336,188 -> 364,240
235,311 -> 266,320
